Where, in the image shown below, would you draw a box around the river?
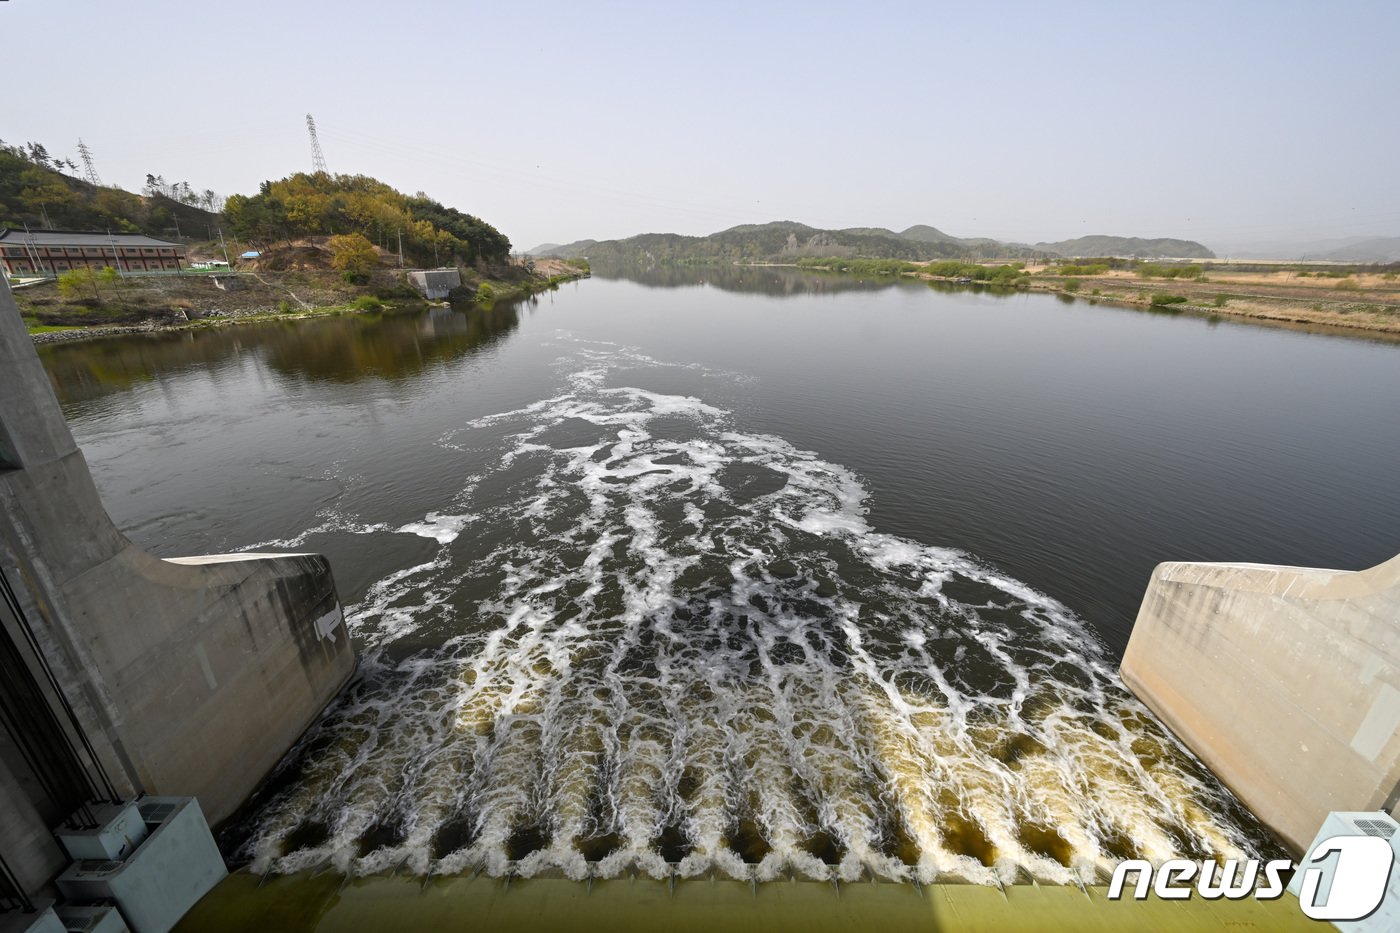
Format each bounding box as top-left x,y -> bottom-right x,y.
38,267 -> 1400,884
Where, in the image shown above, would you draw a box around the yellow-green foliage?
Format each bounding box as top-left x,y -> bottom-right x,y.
225,172 -> 510,266
1137,263 -> 1203,279
920,260 -> 1025,284
795,257 -> 919,276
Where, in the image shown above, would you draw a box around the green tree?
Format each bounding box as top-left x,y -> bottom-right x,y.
328,233 -> 377,283
58,268 -> 101,302
19,167 -> 77,214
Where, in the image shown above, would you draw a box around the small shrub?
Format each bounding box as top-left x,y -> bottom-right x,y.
1061,279 -> 1080,292
1091,288 -> 1101,296
475,282 -> 496,304
1149,293 -> 1189,307
1212,293 -> 1231,307
353,295 -> 385,311
277,299 -> 293,314
1334,279 -> 1361,291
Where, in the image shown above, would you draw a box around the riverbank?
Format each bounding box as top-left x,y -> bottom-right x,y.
767,258 -> 1400,337
16,259 -> 589,344
1011,265 -> 1400,337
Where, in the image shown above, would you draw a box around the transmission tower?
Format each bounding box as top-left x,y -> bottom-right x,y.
76,138 -> 102,186
306,114 -> 329,174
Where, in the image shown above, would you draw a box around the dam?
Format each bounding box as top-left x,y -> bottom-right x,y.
0,280 -> 355,925
5,269 -> 1398,930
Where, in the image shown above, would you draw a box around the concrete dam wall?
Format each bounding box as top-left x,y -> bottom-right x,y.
0,280 -> 356,900
1121,552 -> 1400,854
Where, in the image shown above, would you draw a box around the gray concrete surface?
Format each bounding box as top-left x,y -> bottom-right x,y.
1121,552 -> 1400,853
0,280 -> 356,901
406,268 -> 461,300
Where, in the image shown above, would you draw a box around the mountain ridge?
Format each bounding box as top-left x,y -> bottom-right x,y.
527,222 -> 1215,263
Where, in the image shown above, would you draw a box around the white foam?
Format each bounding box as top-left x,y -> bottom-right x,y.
396,512 -> 472,545
232,339 -> 1272,886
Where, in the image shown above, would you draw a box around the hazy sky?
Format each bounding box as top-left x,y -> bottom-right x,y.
5,0 -> 1398,252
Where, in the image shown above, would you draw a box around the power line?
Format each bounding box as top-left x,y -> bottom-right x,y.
76,138 -> 101,186
306,113 -> 329,175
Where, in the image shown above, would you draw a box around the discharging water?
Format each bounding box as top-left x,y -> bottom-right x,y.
40,269 -> 1400,887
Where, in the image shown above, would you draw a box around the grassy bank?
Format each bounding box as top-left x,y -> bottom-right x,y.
1022,262 -> 1400,336
15,258 -> 589,343
787,257 -> 1400,337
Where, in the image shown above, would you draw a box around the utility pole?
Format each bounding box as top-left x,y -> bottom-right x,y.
218,227 -> 232,269
22,221 -> 47,277
107,229 -> 126,277
398,229 -> 404,269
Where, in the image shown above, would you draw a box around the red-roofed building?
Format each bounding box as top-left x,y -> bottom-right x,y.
0,229 -> 186,276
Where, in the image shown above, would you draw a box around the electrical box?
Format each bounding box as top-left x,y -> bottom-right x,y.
0,902 -> 65,933
54,803 -> 148,862
53,905 -> 128,933
54,798 -> 225,933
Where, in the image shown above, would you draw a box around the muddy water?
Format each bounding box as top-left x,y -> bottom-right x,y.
40,269 -> 1400,884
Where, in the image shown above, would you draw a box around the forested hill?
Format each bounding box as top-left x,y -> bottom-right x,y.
224,173 -> 511,265
529,222 -> 1033,264
529,222 -> 1213,264
2,138 -> 512,269
1,140 -> 221,239
1032,235 -> 1215,260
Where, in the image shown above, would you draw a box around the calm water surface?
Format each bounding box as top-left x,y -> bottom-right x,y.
38,268 -> 1400,884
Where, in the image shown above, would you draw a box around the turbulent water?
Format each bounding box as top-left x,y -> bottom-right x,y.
228,338 -> 1270,886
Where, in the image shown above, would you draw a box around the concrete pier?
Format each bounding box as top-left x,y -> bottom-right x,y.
1121,552 -> 1400,853
0,280 -> 356,900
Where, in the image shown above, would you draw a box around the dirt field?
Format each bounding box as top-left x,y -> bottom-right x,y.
963,264 -> 1400,337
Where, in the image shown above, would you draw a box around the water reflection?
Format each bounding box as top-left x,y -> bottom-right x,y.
40,301 -> 524,409
591,262 -> 909,297
594,262 -> 1038,303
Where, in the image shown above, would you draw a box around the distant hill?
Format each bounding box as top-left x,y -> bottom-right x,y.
530,222 -> 1213,264
0,140 -> 222,240
1032,235 -> 1214,259
897,224 -> 960,244
526,238 -> 595,257
531,221 -> 1042,264
1317,237 -> 1400,263
1212,235 -> 1400,261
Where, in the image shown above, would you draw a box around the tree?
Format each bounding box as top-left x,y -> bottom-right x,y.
58,268 -> 101,302
19,168 -> 77,214
328,233 -> 377,283
25,142 -> 53,169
